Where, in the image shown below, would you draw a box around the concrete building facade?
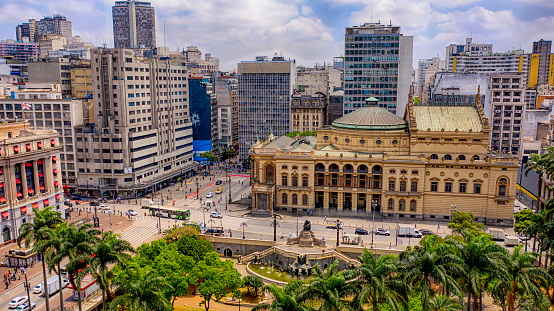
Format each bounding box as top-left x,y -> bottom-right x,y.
27,57 -> 91,97
214,76 -> 237,150
0,40 -> 39,63
343,23 -> 413,116
16,20 -> 38,43
237,56 -> 296,161
112,0 -> 156,49
291,92 -> 327,133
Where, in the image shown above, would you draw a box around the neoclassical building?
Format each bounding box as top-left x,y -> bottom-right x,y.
250,97 -> 518,225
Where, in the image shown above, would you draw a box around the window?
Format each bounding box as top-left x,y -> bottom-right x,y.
302,194 -> 308,205
360,140 -> 365,144
400,181 -> 406,192
430,154 -> 438,159
498,178 -> 508,196
410,200 -> 416,212
472,155 -> 480,161
389,180 -> 395,191
392,140 -> 397,145
302,176 -> 308,187
399,199 -> 405,211
411,181 -> 418,192
474,183 -> 481,194
389,169 -> 396,174
445,182 -> 452,192
323,136 -> 328,140
444,154 -> 452,160
400,170 -> 407,174
292,176 -> 298,187
282,175 -> 288,186
388,199 -> 394,210
292,194 -> 298,205
459,183 -> 467,193
376,140 -> 381,145
412,170 -> 418,175
282,193 -> 288,204
459,155 -> 466,161
431,182 -> 438,192
345,139 -> 350,143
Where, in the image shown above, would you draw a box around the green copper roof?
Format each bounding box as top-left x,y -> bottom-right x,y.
332,106 -> 407,130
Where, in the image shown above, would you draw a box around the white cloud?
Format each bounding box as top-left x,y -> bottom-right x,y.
301,5 -> 313,15
0,3 -> 42,23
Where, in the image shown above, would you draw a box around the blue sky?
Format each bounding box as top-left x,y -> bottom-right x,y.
1,0 -> 553,70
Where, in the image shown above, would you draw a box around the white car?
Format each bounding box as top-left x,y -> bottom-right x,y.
14,303 -> 36,311
126,210 -> 138,216
210,212 -> 223,219
8,297 -> 28,309
62,278 -> 70,288
206,192 -> 214,198
32,283 -> 41,294
98,205 -> 110,210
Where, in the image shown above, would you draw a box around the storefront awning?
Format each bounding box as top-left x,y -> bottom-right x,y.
53,169 -> 58,174
43,200 -> 50,205
54,181 -> 60,186
16,192 -> 22,197
32,203 -> 39,208
52,156 -> 57,162
25,145 -> 31,150
20,207 -> 27,213
39,186 -> 45,191
37,142 -> 43,148
38,173 -> 44,177
13,146 -> 19,152
1,211 -> 8,218
28,189 -> 34,194
0,197 -> 5,203
55,194 -> 61,200
25,162 -> 31,167
50,140 -> 56,146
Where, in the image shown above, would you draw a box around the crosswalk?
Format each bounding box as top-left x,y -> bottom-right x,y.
120,217 -> 160,247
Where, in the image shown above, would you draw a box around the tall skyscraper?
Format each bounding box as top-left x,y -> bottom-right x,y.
237,56 -> 296,161
112,1 -> 156,49
445,38 -> 492,70
16,19 -> 37,42
343,23 -> 413,116
74,48 -> 194,198
529,39 -> 553,88
16,15 -> 72,43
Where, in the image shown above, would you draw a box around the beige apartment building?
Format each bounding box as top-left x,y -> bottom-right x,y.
291,92 -> 327,132
0,121 -> 64,243
28,57 -> 91,97
74,48 -> 195,198
250,97 -> 518,225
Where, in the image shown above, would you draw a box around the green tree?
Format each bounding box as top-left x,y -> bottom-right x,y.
110,268 -> 172,311
447,211 -> 485,236
42,223 -> 68,311
514,209 -> 536,236
191,252 -> 243,311
428,295 -> 463,311
450,232 -> 506,310
81,231 -> 134,311
201,151 -> 217,173
17,206 -> 64,311
49,223 -> 100,311
353,250 -> 408,311
297,260 -> 355,311
413,97 -> 421,104
151,244 -> 195,306
175,234 -> 214,262
253,282 -> 309,311
490,245 -> 551,311
524,147 -> 554,211
403,237 -> 463,311
243,275 -> 264,296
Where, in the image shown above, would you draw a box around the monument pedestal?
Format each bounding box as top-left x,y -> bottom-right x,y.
286,220 -> 326,247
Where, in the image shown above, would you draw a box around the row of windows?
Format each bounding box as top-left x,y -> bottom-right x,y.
281,175 -> 309,187
430,181 -> 480,194
430,154 -> 480,161
282,193 -> 308,206
387,199 -> 417,212
388,180 -> 418,192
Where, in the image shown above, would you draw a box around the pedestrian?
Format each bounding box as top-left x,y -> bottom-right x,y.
389,242 -> 392,249
5,281 -> 8,289
324,216 -> 327,223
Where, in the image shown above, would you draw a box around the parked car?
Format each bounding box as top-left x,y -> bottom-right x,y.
419,229 -> 436,236
32,284 -> 41,294
206,192 -> 214,198
126,210 -> 137,216
8,297 -> 28,309
216,180 -> 222,185
326,223 -> 342,229
215,188 -> 223,194
204,228 -> 223,236
98,205 -> 110,210
14,303 -> 36,311
62,278 -> 69,288
64,201 -> 73,207
375,228 -> 390,236
210,212 -> 223,219
354,228 -> 368,235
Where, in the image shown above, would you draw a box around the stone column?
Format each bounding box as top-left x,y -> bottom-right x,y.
353,175 -> 358,188
323,191 -> 329,212
337,192 -> 343,212
324,174 -> 329,186
20,163 -> 28,199
44,156 -> 55,193
32,160 -> 40,193
352,193 -> 358,213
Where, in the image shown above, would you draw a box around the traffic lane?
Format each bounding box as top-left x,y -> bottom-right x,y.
0,273 -> 69,311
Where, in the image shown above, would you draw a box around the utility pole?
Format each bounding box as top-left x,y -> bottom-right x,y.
228,164 -> 232,204
296,209 -> 299,236
157,205 -> 162,234
23,271 -> 31,311
395,213 -> 399,246
240,222 -> 247,239
196,177 -> 200,200
371,200 -> 376,247
336,219 -> 341,247
271,213 -> 279,242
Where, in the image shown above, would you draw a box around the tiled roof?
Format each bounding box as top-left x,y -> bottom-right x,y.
332,106 -> 407,130
412,106 -> 483,132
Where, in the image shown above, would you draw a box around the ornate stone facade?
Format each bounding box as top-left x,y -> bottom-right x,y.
250,97 -> 518,225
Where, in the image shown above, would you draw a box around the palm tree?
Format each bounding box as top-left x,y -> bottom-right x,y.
80,231 -> 134,311
49,223 -> 100,311
428,295 -> 463,311
297,260 -> 355,311
110,268 -> 172,311
252,282 -> 309,311
450,232 -> 506,311
524,147 -> 554,211
17,206 -> 64,311
41,223 -> 68,311
353,249 -> 408,311
490,245 -> 551,311
403,237 -> 463,311
242,275 -> 263,296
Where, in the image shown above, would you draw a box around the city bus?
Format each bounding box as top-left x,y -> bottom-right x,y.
149,205 -> 191,220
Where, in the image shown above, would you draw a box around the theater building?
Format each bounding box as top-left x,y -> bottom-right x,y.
250,97 -> 518,225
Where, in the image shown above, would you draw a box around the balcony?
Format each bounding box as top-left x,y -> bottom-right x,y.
329,168 -> 339,172
358,169 -> 368,173
315,167 -> 325,172
372,170 -> 383,175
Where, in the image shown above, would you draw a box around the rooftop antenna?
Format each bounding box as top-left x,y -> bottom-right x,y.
389,20 -> 392,26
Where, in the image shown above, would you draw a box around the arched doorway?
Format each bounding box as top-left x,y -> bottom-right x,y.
224,248 -> 233,257
2,227 -> 11,243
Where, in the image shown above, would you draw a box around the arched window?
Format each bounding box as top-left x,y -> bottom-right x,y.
292,194 -> 298,205
458,155 -> 466,161
343,164 -> 353,172
430,154 -> 439,159
329,164 -> 339,172
498,178 -> 508,196
372,165 -> 382,173
358,165 -> 368,173
472,155 -> 480,160
302,194 -> 308,205
444,154 -> 452,160
399,199 -> 405,211
282,165 -> 288,170
2,227 -> 10,243
265,164 -> 275,183
315,163 -> 325,171
410,200 -> 416,211
388,199 -> 394,210
282,193 -> 288,204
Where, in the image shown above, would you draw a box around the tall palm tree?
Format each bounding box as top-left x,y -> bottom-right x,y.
524,147 -> 554,211
428,295 -> 463,311
403,237 -> 463,311
80,231 -> 134,311
49,223 -> 100,311
17,206 -> 64,311
353,249 -> 408,311
40,223 -> 68,311
450,232 -> 506,311
490,245 -> 551,311
110,268 -> 172,311
297,260 -> 355,311
252,282 -> 309,311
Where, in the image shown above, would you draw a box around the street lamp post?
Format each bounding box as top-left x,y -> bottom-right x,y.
227,164 -> 232,204
271,213 -> 279,242
157,205 -> 162,234
23,271 -> 31,311
240,222 -> 247,239
208,219 -> 215,233
451,205 -> 457,219
202,201 -> 206,227
196,177 -> 200,200
296,208 -> 299,237
371,200 -> 376,247
336,219 -> 341,247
